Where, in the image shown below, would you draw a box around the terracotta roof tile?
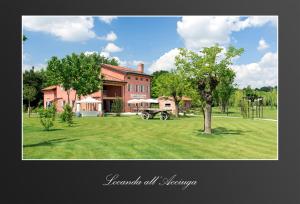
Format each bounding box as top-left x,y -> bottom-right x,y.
102,64 -> 150,76
42,85 -> 57,91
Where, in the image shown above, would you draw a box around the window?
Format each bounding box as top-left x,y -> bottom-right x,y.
146,86 -> 148,93
140,85 -> 144,93
146,78 -> 148,81
136,85 -> 139,92
127,84 -> 131,92
140,78 -> 143,81
135,77 -> 138,80
165,103 -> 171,107
127,76 -> 131,79
61,100 -> 65,107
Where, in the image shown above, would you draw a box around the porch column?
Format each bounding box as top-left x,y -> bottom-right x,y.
76,103 -> 80,112
98,101 -> 103,116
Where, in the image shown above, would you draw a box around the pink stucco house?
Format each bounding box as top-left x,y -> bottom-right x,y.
42,63 -> 151,113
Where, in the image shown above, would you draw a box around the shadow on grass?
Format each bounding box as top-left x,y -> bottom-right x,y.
23,137 -> 80,148
46,128 -> 64,131
195,127 -> 250,137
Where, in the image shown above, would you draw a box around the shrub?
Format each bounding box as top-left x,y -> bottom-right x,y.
60,104 -> 73,126
111,98 -> 123,116
38,104 -> 56,131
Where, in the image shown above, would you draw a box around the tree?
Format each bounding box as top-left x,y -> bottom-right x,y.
38,104 -> 56,131
23,85 -> 37,117
60,104 -> 73,126
150,70 -> 169,98
71,53 -> 104,99
111,97 -> 123,116
215,68 -> 236,113
23,67 -> 46,108
175,45 -> 244,134
155,70 -> 192,118
46,56 -> 73,104
46,53 -> 118,107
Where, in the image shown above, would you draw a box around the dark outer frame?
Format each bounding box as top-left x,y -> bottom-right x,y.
1,0 -> 300,203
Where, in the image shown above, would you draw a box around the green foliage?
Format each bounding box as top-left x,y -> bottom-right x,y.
215,67 -> 236,112
23,85 -> 37,104
155,70 -> 194,117
23,85 -> 37,117
23,67 -> 47,108
239,99 -> 248,118
150,70 -> 169,98
38,105 -> 56,131
60,104 -> 73,126
175,44 -> 244,133
111,98 -> 123,116
46,53 -> 118,104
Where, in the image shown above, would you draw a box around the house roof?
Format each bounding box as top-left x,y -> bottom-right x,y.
41,85 -> 57,91
102,64 -> 151,77
102,73 -> 124,82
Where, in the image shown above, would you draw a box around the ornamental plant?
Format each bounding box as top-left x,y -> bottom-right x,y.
60,104 -> 73,126
38,104 -> 56,131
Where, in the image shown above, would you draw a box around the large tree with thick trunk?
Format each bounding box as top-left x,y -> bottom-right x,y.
175,45 -> 244,134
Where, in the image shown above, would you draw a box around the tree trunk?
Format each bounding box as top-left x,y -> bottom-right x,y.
204,103 -> 212,134
67,90 -> 70,105
174,102 -> 179,118
201,107 -> 205,131
220,101 -> 226,113
28,101 -> 31,118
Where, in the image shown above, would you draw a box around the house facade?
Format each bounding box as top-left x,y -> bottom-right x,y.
42,63 -> 151,113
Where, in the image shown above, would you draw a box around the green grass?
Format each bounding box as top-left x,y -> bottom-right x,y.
211,106 -> 277,120
23,111 -> 277,159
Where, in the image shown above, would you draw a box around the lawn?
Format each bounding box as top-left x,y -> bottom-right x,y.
23,110 -> 278,159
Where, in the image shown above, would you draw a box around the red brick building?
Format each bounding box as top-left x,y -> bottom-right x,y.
42,63 -> 151,113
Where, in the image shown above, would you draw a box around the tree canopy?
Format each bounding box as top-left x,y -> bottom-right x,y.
175,45 -> 244,134
155,70 -> 194,117
150,70 -> 169,98
46,53 -> 119,104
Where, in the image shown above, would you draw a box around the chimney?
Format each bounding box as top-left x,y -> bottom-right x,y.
137,63 -> 144,73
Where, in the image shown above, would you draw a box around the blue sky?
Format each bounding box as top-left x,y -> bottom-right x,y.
23,16 -> 278,88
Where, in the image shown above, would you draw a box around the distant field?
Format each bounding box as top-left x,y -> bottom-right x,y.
23,109 -> 277,159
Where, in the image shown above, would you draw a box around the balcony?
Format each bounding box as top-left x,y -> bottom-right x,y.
102,85 -> 122,98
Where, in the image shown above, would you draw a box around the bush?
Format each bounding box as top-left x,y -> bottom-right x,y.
60,104 -> 73,126
111,98 -> 123,116
38,104 -> 56,131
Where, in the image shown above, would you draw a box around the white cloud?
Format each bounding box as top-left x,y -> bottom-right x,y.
149,48 -> 180,73
84,51 -> 98,56
237,16 -> 278,29
112,57 -> 128,66
257,38 -> 269,51
23,16 -> 96,42
100,51 -> 110,58
97,31 -> 117,41
105,31 -> 117,41
103,43 -> 123,53
232,52 -> 278,88
177,16 -> 277,50
98,16 -> 118,24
